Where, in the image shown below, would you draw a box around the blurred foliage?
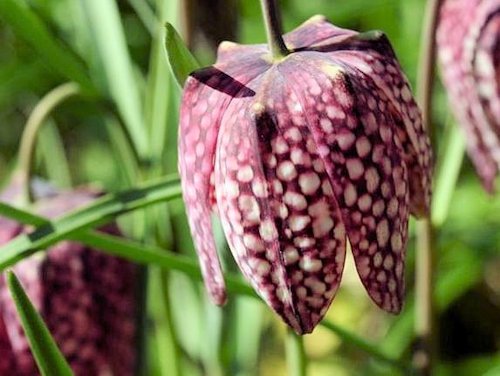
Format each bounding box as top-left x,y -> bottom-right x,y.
0,0 -> 498,375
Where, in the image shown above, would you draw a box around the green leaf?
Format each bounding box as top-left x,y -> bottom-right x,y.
0,175 -> 182,270
0,200 -> 401,365
6,271 -> 73,376
0,0 -> 94,94
79,0 -> 149,159
0,200 -> 254,297
164,23 -> 201,88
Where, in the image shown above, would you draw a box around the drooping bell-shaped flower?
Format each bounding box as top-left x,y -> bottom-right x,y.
0,183 -> 139,375
179,15 -> 432,334
437,0 -> 500,191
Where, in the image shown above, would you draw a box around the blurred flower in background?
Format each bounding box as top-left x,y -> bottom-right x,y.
437,0 -> 500,191
0,180 -> 139,376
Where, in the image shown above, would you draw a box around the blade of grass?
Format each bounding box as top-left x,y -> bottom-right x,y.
0,0 -> 94,94
6,271 -> 73,376
0,175 -> 181,269
164,23 -> 200,88
127,0 -> 158,36
104,115 -> 140,187
37,120 -> 72,189
0,201 -> 253,296
145,4 -> 178,165
79,0 -> 149,159
148,268 -> 182,376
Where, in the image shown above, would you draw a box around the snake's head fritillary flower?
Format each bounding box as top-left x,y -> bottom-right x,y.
179,16 -> 432,334
437,0 -> 500,191
0,183 -> 139,375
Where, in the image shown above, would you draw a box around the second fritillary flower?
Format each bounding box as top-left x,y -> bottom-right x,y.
437,0 -> 500,191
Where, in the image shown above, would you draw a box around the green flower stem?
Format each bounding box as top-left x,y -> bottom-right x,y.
286,328 -> 307,376
431,124 -> 466,226
320,320 -> 411,372
259,0 -> 289,60
17,82 -> 80,206
415,0 -> 443,374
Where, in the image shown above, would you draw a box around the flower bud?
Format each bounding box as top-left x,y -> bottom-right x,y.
179,16 -> 431,334
437,0 -> 500,191
0,184 -> 139,375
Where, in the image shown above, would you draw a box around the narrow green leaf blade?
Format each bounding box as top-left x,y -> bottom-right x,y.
164,22 -> 201,87
0,201 -> 255,297
6,271 -> 73,376
0,0 -> 94,94
0,175 -> 182,270
79,0 -> 149,159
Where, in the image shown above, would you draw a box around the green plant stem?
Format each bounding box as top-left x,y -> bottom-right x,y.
431,123 -> 466,226
259,0 -> 289,60
286,328 -> 307,376
414,219 -> 435,375
17,82 -> 80,206
321,320 -> 411,372
415,0 -> 443,374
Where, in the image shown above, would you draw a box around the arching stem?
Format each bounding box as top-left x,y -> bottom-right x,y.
286,328 -> 307,376
259,0 -> 289,60
414,0 -> 443,374
17,82 -> 80,206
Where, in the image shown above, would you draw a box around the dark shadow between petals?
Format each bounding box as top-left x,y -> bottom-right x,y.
190,67 -> 255,98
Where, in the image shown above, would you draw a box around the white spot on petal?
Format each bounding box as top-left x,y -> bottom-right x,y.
313,217 -> 334,237
243,234 -> 264,252
277,161 -> 297,181
300,256 -> 323,272
344,183 -> 357,207
284,191 -> 307,210
376,219 -> 390,247
298,172 -> 321,195
237,165 -> 254,182
284,246 -> 300,265
346,159 -> 364,180
259,220 -> 278,242
289,215 -> 311,232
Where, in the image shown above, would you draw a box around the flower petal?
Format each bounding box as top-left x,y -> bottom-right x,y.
215,69 -> 346,334
0,314 -> 16,373
179,60 -> 269,305
284,15 -> 356,50
319,32 -> 431,216
437,0 -> 500,191
282,56 -> 409,313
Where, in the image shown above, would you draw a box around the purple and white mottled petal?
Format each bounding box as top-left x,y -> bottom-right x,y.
437,0 -> 500,190
178,60 -> 269,305
282,56 -> 409,312
283,15 -> 356,50
216,69 -> 346,333
179,15 -> 430,333
321,34 -> 431,216
0,188 -> 139,375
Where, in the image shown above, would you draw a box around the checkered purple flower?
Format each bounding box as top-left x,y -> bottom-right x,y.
179,16 -> 432,334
